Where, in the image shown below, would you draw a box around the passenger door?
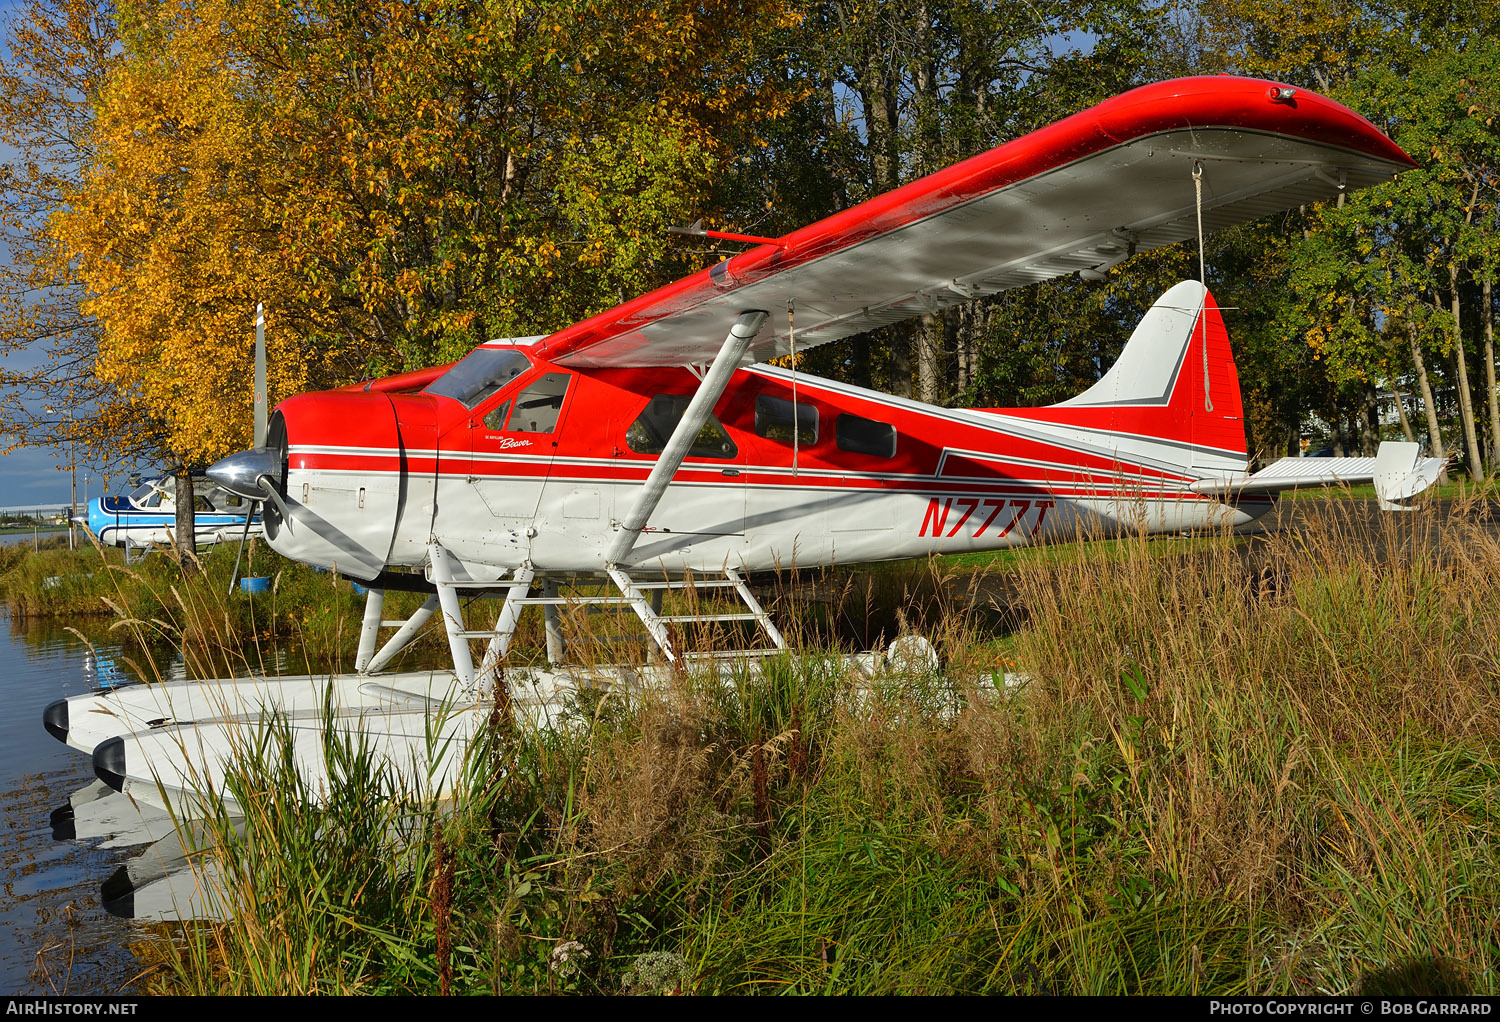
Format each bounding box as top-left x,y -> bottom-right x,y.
470,370 -> 574,559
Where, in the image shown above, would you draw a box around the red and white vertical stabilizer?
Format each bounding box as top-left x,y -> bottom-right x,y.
988,279 -> 1247,484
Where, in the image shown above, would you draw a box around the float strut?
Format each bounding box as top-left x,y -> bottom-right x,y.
354,588 -> 386,673
542,578 -> 565,665
429,544 -> 476,691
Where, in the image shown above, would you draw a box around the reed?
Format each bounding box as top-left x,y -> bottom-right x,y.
102,497 -> 1500,994
1,538 -> 451,675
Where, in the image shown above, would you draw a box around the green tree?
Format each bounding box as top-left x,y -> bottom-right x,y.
1202,1 -> 1500,474
721,0 -> 1164,405
1343,42 -> 1500,478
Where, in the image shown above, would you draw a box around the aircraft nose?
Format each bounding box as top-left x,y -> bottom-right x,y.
42,698 -> 68,743
93,736 -> 127,792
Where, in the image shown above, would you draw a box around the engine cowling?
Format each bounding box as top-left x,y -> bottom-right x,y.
223,392 -> 404,578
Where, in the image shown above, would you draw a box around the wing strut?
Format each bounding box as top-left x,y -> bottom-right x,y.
607,309 -> 768,567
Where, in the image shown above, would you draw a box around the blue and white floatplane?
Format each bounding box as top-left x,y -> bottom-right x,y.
85,474 -> 263,549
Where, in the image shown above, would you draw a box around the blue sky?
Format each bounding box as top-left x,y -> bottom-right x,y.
0,446 -> 115,508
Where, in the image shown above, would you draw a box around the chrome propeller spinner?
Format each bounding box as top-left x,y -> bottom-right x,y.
205,447 -> 287,518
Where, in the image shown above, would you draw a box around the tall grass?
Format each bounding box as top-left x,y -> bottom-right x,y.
111,498 -> 1500,994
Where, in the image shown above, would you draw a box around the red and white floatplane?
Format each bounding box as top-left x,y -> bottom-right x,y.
45,77 -> 1442,817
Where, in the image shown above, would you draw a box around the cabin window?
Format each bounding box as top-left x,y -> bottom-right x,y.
197,487 -> 243,511
836,414 -> 897,458
509,373 -> 571,433
625,395 -> 738,459
482,400 -> 512,432
755,394 -> 818,445
423,348 -> 531,408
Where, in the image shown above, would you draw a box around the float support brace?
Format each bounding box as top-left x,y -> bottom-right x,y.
362,594 -> 440,676
478,564 -> 535,684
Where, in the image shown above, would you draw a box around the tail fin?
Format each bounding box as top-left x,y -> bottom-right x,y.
1005,280 -> 1247,474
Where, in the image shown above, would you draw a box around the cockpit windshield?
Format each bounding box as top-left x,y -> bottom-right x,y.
423,348 -> 532,409
128,480 -> 158,503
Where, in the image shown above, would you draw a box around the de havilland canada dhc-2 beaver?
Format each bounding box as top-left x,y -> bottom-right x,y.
46,76 -> 1444,817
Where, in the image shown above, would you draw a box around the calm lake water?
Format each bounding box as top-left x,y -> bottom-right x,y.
0,534 -> 427,994
0,603 -> 154,995
0,531 -> 186,993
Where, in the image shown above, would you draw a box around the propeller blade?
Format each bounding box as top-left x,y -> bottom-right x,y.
256,474 -> 291,523
260,490 -> 385,578
253,303 -> 267,449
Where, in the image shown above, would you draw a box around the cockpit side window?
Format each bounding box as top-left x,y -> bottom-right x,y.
423,348 -> 532,408
508,373 -> 572,433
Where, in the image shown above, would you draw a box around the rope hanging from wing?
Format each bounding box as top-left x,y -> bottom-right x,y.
1193,161 -> 1214,414
788,299 -> 799,476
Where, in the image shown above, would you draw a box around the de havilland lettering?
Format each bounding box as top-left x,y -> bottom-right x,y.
43,77 -> 1443,818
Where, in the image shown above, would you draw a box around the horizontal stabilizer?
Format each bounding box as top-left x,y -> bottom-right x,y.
1190,441 -> 1444,508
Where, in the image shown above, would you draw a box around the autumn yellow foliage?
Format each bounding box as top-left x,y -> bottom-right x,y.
28,0 -> 802,465
53,4 -> 314,464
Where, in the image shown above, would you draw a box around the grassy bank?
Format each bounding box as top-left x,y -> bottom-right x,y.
0,527 -> 1212,671
0,539 -> 447,675
121,498 -> 1499,995
0,532 -> 70,573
